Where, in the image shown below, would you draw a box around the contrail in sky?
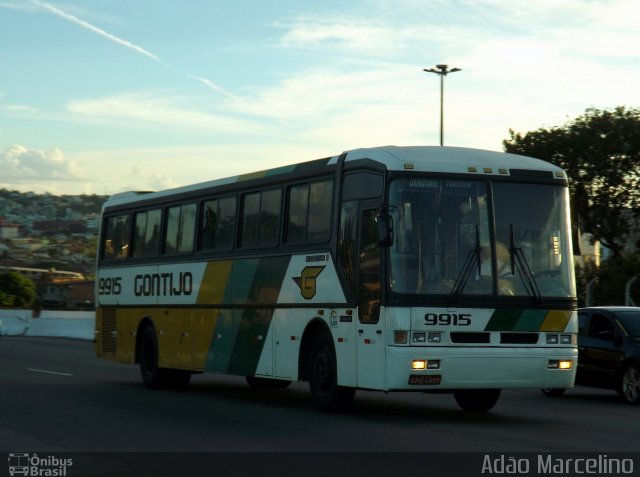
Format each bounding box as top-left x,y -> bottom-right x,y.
30,0 -> 234,97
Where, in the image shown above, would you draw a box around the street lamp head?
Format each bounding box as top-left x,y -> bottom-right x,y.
424,64 -> 461,76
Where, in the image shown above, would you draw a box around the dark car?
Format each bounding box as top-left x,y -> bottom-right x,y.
542,306 -> 640,404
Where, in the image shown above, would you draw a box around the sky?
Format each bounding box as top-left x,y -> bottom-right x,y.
1,0 -> 639,195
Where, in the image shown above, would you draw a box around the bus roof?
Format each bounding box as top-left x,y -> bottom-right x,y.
104,145 -> 565,209
343,145 -> 564,175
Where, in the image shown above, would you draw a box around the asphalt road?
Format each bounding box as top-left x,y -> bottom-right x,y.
1,337 -> 638,476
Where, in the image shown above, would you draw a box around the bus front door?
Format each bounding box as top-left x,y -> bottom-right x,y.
356,207 -> 386,390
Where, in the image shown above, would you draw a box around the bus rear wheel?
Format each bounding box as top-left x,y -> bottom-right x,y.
453,389 -> 501,412
139,325 -> 191,389
308,332 -> 355,412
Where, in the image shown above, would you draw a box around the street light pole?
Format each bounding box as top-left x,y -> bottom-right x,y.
423,64 -> 461,146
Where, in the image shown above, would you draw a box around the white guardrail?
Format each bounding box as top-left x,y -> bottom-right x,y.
0,309 -> 95,340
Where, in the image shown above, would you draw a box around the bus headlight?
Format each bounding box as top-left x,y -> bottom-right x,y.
428,332 -> 442,343
547,334 -> 574,345
412,332 -> 426,343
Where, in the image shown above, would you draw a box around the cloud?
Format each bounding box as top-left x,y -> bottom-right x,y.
29,0 -> 232,96
1,104 -> 40,115
274,15 -> 445,56
123,166 -> 178,193
0,145 -> 84,183
67,93 -> 265,134
229,66 -> 420,120
30,0 -> 160,61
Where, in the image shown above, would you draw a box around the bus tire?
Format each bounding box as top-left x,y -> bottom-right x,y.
453,389 -> 501,412
246,376 -> 291,389
139,325 -> 191,389
308,332 -> 355,412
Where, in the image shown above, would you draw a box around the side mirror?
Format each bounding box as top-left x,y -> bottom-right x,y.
377,214 -> 393,247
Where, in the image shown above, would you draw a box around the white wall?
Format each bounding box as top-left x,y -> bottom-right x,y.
0,309 -> 95,340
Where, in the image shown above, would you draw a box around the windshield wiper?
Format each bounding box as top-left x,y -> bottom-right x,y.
509,224 -> 542,302
450,225 -> 481,302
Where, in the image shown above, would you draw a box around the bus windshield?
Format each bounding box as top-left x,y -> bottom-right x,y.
388,177 -> 575,299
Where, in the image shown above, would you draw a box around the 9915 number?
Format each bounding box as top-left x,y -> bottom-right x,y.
98,277 -> 122,295
425,313 -> 471,326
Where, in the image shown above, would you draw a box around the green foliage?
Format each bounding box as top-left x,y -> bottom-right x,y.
504,106 -> 640,257
0,271 -> 37,308
576,255 -> 640,306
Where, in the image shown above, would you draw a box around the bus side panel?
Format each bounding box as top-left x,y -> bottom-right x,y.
201,256 -> 291,376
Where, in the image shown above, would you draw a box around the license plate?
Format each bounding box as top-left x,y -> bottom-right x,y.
408,375 -> 442,385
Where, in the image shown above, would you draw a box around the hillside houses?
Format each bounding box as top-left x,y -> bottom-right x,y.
0,190 -> 106,309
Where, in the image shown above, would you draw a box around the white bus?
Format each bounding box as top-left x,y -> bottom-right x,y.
95,146 -> 578,412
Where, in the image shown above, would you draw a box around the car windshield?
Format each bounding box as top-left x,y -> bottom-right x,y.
614,311 -> 640,336
387,177 -> 575,298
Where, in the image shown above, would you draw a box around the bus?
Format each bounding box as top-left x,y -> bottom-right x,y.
95,145 -> 578,412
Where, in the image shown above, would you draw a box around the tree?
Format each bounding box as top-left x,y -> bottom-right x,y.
503,106 -> 640,257
0,271 -> 37,308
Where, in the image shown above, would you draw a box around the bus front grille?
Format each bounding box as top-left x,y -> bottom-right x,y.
500,333 -> 539,344
450,332 -> 491,344
100,307 -> 117,355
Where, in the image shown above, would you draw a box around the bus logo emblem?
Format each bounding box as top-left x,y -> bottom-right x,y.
293,266 -> 325,299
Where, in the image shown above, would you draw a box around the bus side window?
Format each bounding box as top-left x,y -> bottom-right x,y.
285,179 -> 333,244
259,189 -> 281,246
165,203 -> 197,255
338,201 -> 358,296
200,196 -> 236,251
132,209 -> 161,258
103,214 -> 130,260
308,180 -> 333,242
240,189 -> 282,248
358,209 -> 380,323
286,184 -> 308,243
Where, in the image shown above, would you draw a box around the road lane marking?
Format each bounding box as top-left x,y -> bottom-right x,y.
26,368 -> 73,377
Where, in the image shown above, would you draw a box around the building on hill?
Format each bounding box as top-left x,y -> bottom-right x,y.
0,217 -> 20,239
0,266 -> 93,310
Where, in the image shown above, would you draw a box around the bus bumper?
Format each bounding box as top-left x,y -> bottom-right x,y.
386,345 -> 577,391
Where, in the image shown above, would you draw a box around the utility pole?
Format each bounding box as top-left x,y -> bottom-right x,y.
423,64 -> 461,146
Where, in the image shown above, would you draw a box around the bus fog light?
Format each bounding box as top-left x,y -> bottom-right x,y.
413,332 -> 426,343
546,334 -> 559,344
394,330 -> 408,344
428,332 -> 442,343
559,360 -> 572,369
412,360 -> 427,370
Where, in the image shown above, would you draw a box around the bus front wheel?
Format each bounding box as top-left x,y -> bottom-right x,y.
308,332 -> 355,412
139,325 -> 191,389
453,389 -> 501,412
